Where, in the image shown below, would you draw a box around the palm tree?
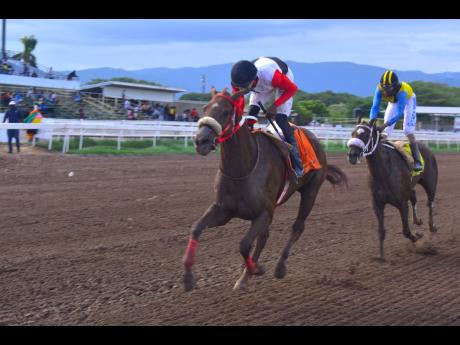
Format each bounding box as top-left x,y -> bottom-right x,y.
12,35 -> 37,68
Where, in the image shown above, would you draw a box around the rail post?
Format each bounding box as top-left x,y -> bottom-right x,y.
79,129 -> 83,151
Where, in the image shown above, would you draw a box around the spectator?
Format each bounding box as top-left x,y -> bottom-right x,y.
182,109 -> 191,122
31,71 -> 38,78
79,107 -> 85,119
133,103 -> 139,119
191,108 -> 199,122
121,89 -> 126,102
26,88 -> 34,100
50,91 -> 58,104
24,105 -> 43,143
3,101 -> 22,153
1,60 -> 11,75
152,104 -> 161,120
23,63 -> 29,76
13,91 -> 23,104
67,70 -> 77,80
164,104 -> 170,121
47,67 -> 54,79
74,92 -> 82,103
124,99 -> 131,110
169,105 -> 177,121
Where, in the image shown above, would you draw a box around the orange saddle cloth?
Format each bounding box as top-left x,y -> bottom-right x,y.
293,127 -> 322,174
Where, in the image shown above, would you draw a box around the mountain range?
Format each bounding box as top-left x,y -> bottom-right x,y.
68,61 -> 460,97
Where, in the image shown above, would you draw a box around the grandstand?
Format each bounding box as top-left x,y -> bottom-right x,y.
0,58 -> 205,120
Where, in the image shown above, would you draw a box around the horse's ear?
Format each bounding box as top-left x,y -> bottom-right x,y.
210,87 -> 217,97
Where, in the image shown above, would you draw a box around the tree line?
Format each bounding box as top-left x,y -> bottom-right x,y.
179,81 -> 460,125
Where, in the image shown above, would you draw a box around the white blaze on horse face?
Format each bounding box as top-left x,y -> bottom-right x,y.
357,128 -> 365,135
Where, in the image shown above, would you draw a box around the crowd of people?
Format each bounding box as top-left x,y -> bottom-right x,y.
123,98 -> 200,122
1,56 -> 78,81
1,87 -> 58,115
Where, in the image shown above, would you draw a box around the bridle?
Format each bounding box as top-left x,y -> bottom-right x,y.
347,124 -> 380,157
197,92 -> 260,180
198,93 -> 246,145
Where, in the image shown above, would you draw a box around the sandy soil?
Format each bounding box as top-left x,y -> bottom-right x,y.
0,148 -> 458,325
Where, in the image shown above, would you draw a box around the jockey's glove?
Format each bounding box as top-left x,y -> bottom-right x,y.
376,123 -> 388,133
265,103 -> 277,118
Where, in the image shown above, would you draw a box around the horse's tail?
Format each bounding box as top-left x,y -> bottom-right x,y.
326,164 -> 348,190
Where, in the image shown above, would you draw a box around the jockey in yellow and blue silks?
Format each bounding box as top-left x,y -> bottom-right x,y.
369,70 -> 423,172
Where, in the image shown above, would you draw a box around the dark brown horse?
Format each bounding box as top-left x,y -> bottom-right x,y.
182,89 -> 348,291
347,121 -> 438,260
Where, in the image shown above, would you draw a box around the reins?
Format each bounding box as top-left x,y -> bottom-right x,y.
200,92 -> 260,180
212,93 -> 246,144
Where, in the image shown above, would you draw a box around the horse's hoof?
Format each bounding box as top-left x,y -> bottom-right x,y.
233,281 -> 248,292
253,264 -> 266,276
274,264 -> 286,279
183,272 -> 195,292
414,218 -> 423,226
430,225 -> 438,233
415,231 -> 424,240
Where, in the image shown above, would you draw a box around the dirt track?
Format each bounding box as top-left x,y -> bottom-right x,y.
0,146 -> 459,325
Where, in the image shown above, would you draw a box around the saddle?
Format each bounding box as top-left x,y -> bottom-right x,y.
383,140 -> 425,176
252,125 -> 322,205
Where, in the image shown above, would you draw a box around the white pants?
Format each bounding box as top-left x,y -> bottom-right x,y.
384,94 -> 417,136
249,68 -> 294,116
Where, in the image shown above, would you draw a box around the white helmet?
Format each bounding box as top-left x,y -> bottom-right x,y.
8,100 -> 16,106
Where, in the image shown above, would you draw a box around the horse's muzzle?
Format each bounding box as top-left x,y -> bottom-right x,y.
194,126 -> 217,156
347,148 -> 362,165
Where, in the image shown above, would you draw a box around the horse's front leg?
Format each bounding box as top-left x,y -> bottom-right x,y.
373,199 -> 386,261
183,203 -> 231,292
233,211 -> 272,291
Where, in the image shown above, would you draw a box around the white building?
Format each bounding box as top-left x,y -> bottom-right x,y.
79,81 -> 185,104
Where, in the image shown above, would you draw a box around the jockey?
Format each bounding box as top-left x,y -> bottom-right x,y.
369,70 -> 423,172
230,57 -> 304,179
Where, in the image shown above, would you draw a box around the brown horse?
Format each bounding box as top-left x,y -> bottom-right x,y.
347,121 -> 438,260
182,89 -> 348,291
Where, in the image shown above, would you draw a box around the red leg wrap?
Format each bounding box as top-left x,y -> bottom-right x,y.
183,238 -> 197,270
246,256 -> 256,274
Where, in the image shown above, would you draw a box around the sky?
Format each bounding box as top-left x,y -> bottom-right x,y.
4,19 -> 460,73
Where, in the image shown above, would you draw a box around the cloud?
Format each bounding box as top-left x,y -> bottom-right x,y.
5,19 -> 460,73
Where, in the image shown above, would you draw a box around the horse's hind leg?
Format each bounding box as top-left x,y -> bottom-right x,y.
233,211 -> 272,291
427,198 -> 437,234
419,179 -> 438,234
183,203 -> 231,292
410,189 -> 423,226
275,174 -> 322,279
399,201 -> 418,243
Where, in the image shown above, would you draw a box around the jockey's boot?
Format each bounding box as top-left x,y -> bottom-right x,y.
409,142 -> 423,172
288,135 -> 304,180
